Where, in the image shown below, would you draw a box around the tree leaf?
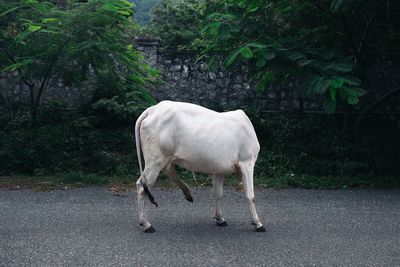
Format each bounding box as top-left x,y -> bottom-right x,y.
1,58 -> 33,72
324,97 -> 336,113
343,86 -> 366,97
330,77 -> 345,89
240,47 -> 253,59
265,51 -> 276,60
324,62 -> 353,73
207,55 -> 218,71
36,2 -> 52,13
15,31 -> 32,42
256,72 -> 273,92
28,24 -> 41,32
0,6 -> 20,17
247,42 -> 267,49
297,59 -> 314,67
316,78 -> 331,93
256,57 -> 266,68
25,0 -> 39,4
340,86 -> 366,105
224,49 -> 241,68
248,7 -> 258,12
118,10 -> 131,16
288,52 -> 305,61
42,18 -> 59,23
103,3 -> 119,12
247,2 -> 259,13
218,24 -> 231,40
339,75 -> 361,86
320,49 -> 335,60
329,87 -> 336,101
208,21 -> 222,36
307,76 -> 330,94
347,96 -> 358,105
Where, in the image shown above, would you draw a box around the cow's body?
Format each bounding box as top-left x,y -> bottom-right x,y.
135,101 -> 265,232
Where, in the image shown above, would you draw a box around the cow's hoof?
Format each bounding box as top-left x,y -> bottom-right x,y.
144,226 -> 156,233
255,226 -> 266,232
185,196 -> 193,202
216,220 -> 228,227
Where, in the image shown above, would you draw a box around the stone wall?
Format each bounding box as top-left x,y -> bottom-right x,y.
137,38 -> 317,112
0,71 -> 93,108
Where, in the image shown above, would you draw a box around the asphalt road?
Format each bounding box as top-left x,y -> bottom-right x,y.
1,187 -> 399,266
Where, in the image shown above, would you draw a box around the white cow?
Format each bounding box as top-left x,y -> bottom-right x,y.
135,100 -> 266,233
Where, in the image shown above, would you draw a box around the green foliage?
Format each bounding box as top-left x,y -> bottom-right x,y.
0,0 -> 159,178
146,0 -> 205,49
0,109 -> 138,176
88,71 -> 156,127
249,112 -> 400,187
1,105 -> 399,190
0,0 -> 157,120
202,0 -> 400,112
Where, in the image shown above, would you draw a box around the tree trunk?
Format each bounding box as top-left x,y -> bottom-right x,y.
28,84 -> 37,123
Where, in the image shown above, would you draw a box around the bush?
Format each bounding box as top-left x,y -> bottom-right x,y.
0,108 -> 139,176
1,104 -> 399,188
251,112 -> 400,185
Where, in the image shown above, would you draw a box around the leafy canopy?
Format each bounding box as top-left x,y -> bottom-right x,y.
0,0 -> 157,119
201,0 -> 396,112
147,0 -> 205,50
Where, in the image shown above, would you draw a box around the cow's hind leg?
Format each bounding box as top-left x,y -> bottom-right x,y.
240,161 -> 266,232
213,174 -> 227,226
165,165 -> 193,202
136,162 -> 164,233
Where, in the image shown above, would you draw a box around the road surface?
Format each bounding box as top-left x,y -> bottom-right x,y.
1,187 -> 399,266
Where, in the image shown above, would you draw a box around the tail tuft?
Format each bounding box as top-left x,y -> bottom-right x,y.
141,179 -> 158,207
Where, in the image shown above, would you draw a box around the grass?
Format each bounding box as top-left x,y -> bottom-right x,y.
1,170 -> 399,192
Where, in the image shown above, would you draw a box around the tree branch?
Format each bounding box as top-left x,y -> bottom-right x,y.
357,1 -> 385,57
3,50 -> 35,89
33,38 -> 71,117
3,50 -> 37,118
342,17 -> 359,62
312,2 -> 358,62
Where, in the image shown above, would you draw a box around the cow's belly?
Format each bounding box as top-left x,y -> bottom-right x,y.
174,157 -> 236,175
171,140 -> 239,174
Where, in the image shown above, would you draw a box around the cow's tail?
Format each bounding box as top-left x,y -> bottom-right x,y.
135,108 -> 158,207
135,110 -> 147,176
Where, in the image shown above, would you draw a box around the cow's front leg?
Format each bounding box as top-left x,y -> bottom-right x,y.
212,174 -> 227,226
